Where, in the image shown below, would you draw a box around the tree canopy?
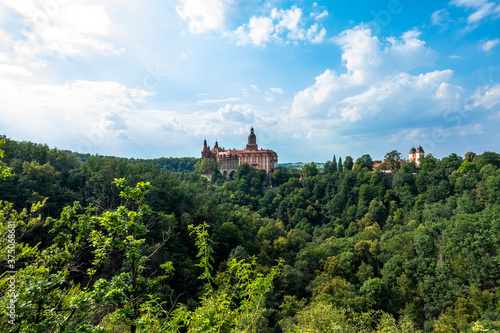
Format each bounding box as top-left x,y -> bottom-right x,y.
1,137 -> 500,332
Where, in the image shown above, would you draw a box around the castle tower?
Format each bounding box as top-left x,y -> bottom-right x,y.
415,146 -> 424,166
201,138 -> 212,159
409,147 -> 416,163
409,146 -> 424,166
246,127 -> 258,151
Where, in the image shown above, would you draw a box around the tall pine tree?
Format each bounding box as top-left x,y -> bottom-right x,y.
338,157 -> 343,172
332,155 -> 338,172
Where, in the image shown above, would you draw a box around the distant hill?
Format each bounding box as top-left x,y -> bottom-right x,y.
279,162 -> 325,171
70,152 -> 199,173
1,135 -> 199,173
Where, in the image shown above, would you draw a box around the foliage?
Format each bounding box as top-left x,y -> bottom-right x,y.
2,137 -> 500,332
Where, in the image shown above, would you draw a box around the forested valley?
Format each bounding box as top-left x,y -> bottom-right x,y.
1,136 -> 500,332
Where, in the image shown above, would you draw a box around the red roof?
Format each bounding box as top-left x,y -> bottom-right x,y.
220,149 -> 277,157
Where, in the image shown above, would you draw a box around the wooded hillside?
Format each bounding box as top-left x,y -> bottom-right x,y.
1,137 -> 499,332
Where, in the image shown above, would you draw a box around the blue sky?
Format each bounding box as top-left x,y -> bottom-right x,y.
0,0 -> 499,163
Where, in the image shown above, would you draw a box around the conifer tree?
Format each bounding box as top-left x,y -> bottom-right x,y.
332,155 -> 338,172
338,157 -> 343,172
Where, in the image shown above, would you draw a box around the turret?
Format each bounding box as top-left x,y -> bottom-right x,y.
246,127 -> 258,151
415,146 -> 424,166
201,138 -> 212,159
409,145 -> 424,166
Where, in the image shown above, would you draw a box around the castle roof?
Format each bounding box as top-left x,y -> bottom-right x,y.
222,149 -> 277,157
410,147 -> 416,154
417,145 -> 424,153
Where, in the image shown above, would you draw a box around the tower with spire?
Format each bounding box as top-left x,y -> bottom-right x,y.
201,138 -> 212,159
246,127 -> 258,151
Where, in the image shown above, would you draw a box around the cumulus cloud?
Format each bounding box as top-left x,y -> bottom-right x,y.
217,103 -> 256,123
248,16 -> 274,46
306,23 -> 327,44
0,78 -> 155,152
176,0 -> 228,33
177,2 -> 328,46
291,26 -> 461,138
0,0 -> 116,60
229,5 -> 328,46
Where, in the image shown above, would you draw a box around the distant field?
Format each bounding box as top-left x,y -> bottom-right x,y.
279,162 -> 325,171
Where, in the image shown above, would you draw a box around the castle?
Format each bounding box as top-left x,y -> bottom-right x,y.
201,127 -> 278,177
408,146 -> 424,166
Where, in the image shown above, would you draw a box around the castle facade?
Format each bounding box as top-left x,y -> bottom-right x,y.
201,127 -> 278,177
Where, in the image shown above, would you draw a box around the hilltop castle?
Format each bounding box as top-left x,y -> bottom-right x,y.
201,127 -> 278,177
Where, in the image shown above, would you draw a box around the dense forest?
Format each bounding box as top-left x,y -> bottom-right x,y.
1,136 -> 500,332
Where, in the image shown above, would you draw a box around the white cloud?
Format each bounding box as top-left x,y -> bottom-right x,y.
467,2 -> 497,23
386,29 -> 438,70
197,97 -> 242,104
270,87 -> 284,94
334,27 -> 382,83
229,5 -> 328,46
404,128 -> 431,140
292,69 -> 339,117
470,84 -> 500,109
394,123 -> 484,144
450,0 -> 500,26
307,23 -> 327,44
248,16 -> 274,46
273,6 -> 303,40
0,77 -> 155,152
314,10 -> 329,20
0,63 -> 32,76
176,0 -> 228,33
481,38 -> 500,51
291,27 -> 461,139
217,103 -> 256,123
455,123 -> 485,135
431,9 -> 451,26
330,27 -> 437,85
97,110 -> 129,139
250,84 -> 260,91
0,1 -> 116,59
